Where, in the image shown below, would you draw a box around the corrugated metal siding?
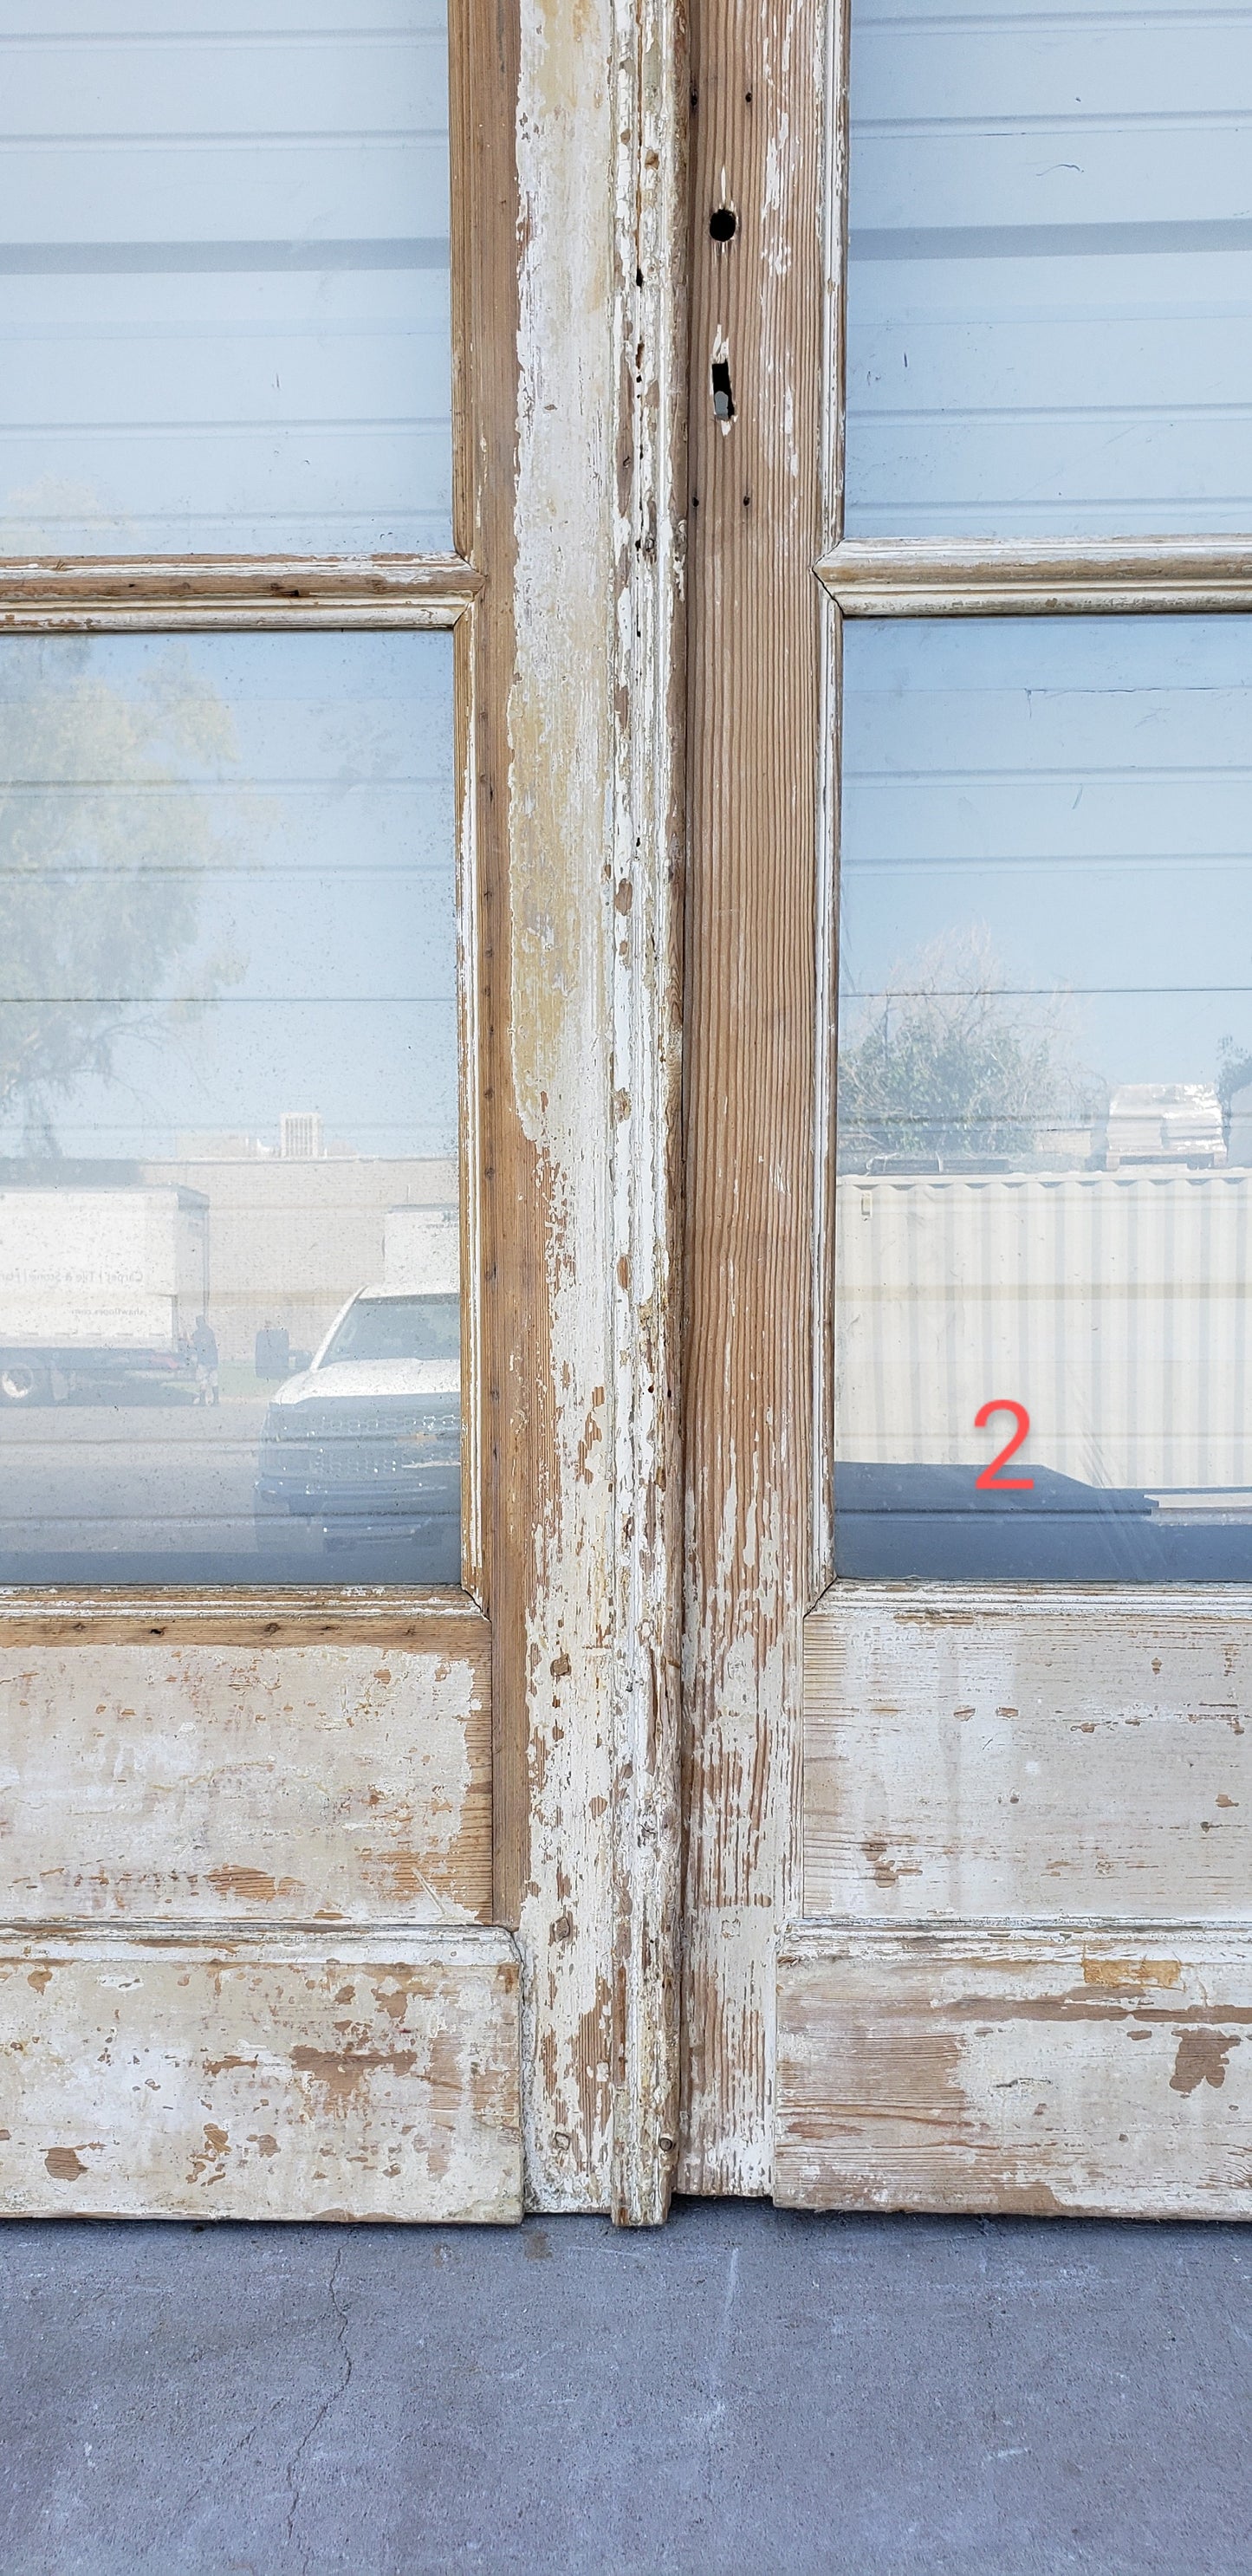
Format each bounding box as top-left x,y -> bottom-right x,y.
835,1170 -> 1252,1489
0,2 -> 451,554
845,0 -> 1252,535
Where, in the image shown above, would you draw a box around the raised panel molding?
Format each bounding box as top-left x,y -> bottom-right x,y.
0,1593 -> 492,1926
776,1920 -> 1252,2217
0,1925 -> 521,2222
803,1586 -> 1252,1922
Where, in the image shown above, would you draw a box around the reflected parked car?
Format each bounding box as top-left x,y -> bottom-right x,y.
255,1287 -> 460,1565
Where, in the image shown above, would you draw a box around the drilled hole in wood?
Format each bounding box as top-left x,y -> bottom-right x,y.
711,358 -> 735,423
709,205 -> 737,243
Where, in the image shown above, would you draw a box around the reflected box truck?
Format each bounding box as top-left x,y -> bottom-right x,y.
0,1184 -> 210,1404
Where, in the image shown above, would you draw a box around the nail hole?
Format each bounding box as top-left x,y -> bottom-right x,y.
711,358 -> 735,422
709,205 -> 737,243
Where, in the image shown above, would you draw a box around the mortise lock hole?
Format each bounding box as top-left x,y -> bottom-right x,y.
711,358 -> 735,422
709,205 -> 737,243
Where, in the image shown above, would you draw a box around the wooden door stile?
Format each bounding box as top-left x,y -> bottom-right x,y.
681,0 -> 829,2194
464,0 -> 687,2217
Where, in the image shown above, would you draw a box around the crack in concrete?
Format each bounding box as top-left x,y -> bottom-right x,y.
284,2242 -> 354,2570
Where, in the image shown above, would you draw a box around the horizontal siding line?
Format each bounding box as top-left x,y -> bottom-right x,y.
841,983 -> 1252,997
842,769 -> 1252,784
0,993 -> 453,1005
839,853 -> 1252,872
0,787 -> 450,802
858,7 -> 1252,30
0,418 -> 446,438
0,29 -> 448,52
852,219 -> 1252,261
0,130 -> 446,151
834,1283 -> 1252,1302
850,405 -> 1252,425
854,113 -> 1252,140
0,241 -> 448,276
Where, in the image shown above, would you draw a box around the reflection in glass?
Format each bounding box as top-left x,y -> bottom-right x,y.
845,0 -> 1252,535
0,631 -> 459,1584
835,618 -> 1252,1580
0,3 -> 450,554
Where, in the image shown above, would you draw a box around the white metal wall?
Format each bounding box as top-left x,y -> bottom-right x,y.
835,1170 -> 1252,1490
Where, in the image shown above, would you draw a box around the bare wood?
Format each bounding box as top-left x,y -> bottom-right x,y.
810,0 -> 850,1598
0,1586 -> 484,1645
461,0 -> 686,2217
681,0 -> 827,2195
0,1626 -> 490,1924
0,555 -> 480,631
822,0 -> 851,551
819,537 -> 1252,616
776,1919 -> 1252,2216
455,609 -> 487,1606
804,1586 -> 1252,1922
0,1924 -> 520,2222
607,0 -> 689,2227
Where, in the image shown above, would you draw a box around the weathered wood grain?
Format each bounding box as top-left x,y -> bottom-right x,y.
607,0 -> 688,2222
820,536 -> 1252,616
0,1627 -> 490,1925
776,1920 -> 1252,2216
0,1926 -> 520,2222
804,1586 -> 1252,1922
0,556 -> 479,631
464,0 -> 685,2217
681,0 -> 827,2195
0,1588 -> 482,1646
469,0 -> 619,2209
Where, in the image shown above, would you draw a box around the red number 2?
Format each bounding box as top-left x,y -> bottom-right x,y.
975,1399 -> 1034,1491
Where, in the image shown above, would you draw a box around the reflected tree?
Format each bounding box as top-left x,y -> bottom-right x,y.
839,926 -> 1100,1171
0,644 -> 240,1153
1216,1035 -> 1252,1141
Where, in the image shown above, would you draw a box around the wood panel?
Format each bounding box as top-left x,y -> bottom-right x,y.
681,0 -> 828,2194
0,1926 -> 520,2222
804,1586 -> 1252,1922
0,1609 -> 490,1925
776,1921 -> 1252,2217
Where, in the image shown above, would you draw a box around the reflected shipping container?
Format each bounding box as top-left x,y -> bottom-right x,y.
835,1171 -> 1252,1495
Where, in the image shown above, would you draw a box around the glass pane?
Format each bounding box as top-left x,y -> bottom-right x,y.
0,630 -> 460,1584
835,616 -> 1252,1580
0,2 -> 450,555
845,0 -> 1252,535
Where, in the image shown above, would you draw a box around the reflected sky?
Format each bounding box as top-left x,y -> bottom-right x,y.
0,630 -> 457,1159
840,617 -> 1252,1095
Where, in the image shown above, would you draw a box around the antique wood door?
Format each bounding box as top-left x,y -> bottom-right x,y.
14,0 -> 1252,2235
0,0 -> 684,2227
682,0 -> 1252,2214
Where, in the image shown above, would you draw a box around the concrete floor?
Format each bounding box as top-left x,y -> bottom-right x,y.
2,2203 -> 1249,2576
